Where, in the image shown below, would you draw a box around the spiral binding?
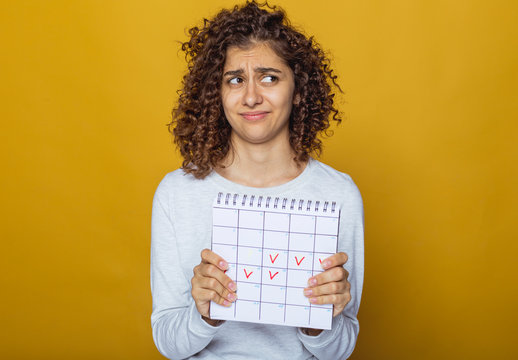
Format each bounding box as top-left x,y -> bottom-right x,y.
216,192 -> 337,213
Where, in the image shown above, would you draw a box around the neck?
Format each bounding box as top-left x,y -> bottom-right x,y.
216,134 -> 307,188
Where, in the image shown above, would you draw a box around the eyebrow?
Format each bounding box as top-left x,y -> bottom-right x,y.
223,67 -> 282,77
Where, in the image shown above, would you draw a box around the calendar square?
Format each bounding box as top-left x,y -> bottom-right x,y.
237,264 -> 261,283
286,287 -> 310,306
238,228 -> 263,247
262,267 -> 287,286
290,214 -> 315,234
237,282 -> 261,301
261,284 -> 286,304
237,247 -> 263,266
239,210 -> 264,229
287,269 -> 313,288
262,250 -> 288,268
212,226 -> 237,245
314,234 -> 338,253
213,208 -> 238,227
235,300 -> 260,321
309,306 -> 333,329
264,212 -> 290,231
285,305 -> 309,327
289,233 -> 315,252
260,303 -> 285,324
316,216 -> 339,235
288,251 -> 313,270
264,231 -> 289,250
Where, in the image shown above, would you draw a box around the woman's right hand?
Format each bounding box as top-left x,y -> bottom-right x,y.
191,249 -> 237,325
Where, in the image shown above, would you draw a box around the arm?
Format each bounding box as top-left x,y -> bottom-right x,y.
150,179 -> 224,359
297,181 -> 365,359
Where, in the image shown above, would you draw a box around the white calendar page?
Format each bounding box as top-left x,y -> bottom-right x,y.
209,193 -> 340,330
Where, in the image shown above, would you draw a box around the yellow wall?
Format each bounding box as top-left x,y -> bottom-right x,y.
1,0 -> 516,359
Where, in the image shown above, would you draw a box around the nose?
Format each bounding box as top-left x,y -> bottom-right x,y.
242,79 -> 263,107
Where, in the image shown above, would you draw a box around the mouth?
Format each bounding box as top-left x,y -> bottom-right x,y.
240,111 -> 269,121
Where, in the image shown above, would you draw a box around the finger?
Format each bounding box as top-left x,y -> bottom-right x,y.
333,304 -> 346,317
200,248 -> 229,270
198,263 -> 237,292
320,252 -> 348,270
308,267 -> 348,287
193,287 -> 233,308
197,275 -> 238,303
303,281 -> 347,297
308,293 -> 351,308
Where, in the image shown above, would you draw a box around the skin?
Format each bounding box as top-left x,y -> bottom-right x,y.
190,42 -> 351,335
217,41 -> 303,187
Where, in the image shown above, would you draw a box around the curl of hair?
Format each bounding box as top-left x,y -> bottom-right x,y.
169,0 -> 342,178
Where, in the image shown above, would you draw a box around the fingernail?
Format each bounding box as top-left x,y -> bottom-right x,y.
228,282 -> 236,291
308,278 -> 317,286
323,260 -> 331,269
219,260 -> 228,269
309,297 -> 318,304
227,293 -> 236,301
223,300 -> 230,306
304,289 -> 313,296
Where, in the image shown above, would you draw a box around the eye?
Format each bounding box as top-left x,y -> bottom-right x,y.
261,75 -> 278,83
228,77 -> 243,85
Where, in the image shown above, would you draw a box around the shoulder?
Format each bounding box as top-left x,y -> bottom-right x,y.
156,168 -> 198,188
153,168 -> 204,201
307,159 -> 363,211
310,160 -> 361,194
153,168 -> 221,210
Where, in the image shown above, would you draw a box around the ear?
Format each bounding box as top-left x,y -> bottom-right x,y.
293,93 -> 301,105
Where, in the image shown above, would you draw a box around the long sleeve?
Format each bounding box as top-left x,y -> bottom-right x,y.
150,163 -> 364,360
297,177 -> 365,360
150,177 -> 220,359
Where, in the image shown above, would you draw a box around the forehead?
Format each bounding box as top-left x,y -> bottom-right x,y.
223,42 -> 288,70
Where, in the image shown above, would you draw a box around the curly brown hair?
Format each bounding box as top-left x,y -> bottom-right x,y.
169,0 -> 342,179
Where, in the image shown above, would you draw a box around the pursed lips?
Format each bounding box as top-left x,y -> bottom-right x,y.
240,111 -> 269,121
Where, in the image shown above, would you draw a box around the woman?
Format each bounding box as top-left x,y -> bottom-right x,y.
151,1 -> 364,359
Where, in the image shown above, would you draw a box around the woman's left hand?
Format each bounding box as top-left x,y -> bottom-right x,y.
304,252 -> 351,317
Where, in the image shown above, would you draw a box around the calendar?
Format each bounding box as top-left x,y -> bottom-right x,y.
210,192 -> 340,330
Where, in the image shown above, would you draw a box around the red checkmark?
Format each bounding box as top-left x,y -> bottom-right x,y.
269,253 -> 279,264
269,271 -> 279,280
244,269 -> 253,279
318,258 -> 322,264
295,256 -> 305,266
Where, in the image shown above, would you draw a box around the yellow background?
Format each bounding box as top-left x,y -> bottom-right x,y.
1,0 -> 517,359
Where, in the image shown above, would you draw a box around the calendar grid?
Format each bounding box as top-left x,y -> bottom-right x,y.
210,193 -> 340,330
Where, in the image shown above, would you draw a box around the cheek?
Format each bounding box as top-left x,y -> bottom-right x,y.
221,93 -> 236,114
275,86 -> 296,113
277,93 -> 294,114
220,95 -> 230,116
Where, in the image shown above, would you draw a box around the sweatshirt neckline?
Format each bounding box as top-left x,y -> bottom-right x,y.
207,158 -> 315,195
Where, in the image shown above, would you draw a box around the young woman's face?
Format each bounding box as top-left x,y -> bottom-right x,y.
221,42 -> 297,148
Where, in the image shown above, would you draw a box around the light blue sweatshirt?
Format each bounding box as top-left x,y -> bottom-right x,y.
151,159 -> 364,359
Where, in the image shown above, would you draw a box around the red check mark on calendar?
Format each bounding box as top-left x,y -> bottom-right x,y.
295,256 -> 305,266
269,253 -> 279,264
244,269 -> 253,279
269,271 -> 279,280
